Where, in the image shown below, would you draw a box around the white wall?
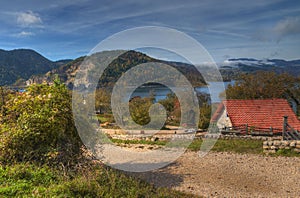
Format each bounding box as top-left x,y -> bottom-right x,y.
216,107 -> 232,130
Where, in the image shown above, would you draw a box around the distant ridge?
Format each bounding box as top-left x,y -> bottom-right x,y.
0,49 -> 72,86
27,50 -> 206,89
1,48 -> 300,86
219,57 -> 300,79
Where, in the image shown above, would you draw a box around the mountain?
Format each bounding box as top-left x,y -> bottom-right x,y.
27,50 -> 206,89
4,48 -> 300,87
217,58 -> 300,80
27,56 -> 85,88
0,49 -> 72,86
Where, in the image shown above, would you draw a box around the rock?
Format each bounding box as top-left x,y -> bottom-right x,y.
290,141 -> 296,147
270,146 -> 277,150
294,148 -> 300,153
151,137 -> 159,142
273,141 -> 280,146
283,141 -> 290,147
263,145 -> 269,150
268,150 -> 276,154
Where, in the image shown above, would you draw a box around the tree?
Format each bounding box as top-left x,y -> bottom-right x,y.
0,81 -> 82,166
198,104 -> 211,129
159,93 -> 180,125
226,71 -> 299,100
129,97 -> 153,126
95,88 -> 111,114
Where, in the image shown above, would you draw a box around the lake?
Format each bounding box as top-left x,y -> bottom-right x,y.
131,81 -> 235,103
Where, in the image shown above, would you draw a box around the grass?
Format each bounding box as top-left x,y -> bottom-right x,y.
97,114 -> 114,123
187,139 -> 299,157
188,139 -> 264,154
0,163 -> 197,198
111,138 -> 167,146
110,138 -> 300,157
269,148 -> 300,157
110,138 -> 265,155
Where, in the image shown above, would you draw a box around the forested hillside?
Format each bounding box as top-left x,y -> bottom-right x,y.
0,49 -> 71,85
28,50 -> 206,89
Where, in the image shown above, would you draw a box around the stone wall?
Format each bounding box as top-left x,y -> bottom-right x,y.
263,140 -> 300,154
204,134 -> 282,141
108,133 -> 284,142
109,134 -> 195,141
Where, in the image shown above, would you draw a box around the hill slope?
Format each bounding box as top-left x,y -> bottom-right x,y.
0,49 -> 71,85
27,50 -> 206,89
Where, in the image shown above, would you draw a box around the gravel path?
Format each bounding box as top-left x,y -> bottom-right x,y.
132,151 -> 300,197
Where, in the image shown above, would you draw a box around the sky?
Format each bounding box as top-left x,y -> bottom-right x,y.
0,0 -> 300,63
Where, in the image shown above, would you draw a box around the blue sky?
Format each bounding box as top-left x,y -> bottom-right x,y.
0,0 -> 300,62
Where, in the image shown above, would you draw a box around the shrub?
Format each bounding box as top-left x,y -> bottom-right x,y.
0,81 -> 82,166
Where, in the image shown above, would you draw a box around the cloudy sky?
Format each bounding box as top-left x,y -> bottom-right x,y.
0,0 -> 300,62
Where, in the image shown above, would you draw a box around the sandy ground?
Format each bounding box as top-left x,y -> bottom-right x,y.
129,151 -> 300,197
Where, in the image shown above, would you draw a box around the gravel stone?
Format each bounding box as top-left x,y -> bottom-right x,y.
133,151 -> 300,197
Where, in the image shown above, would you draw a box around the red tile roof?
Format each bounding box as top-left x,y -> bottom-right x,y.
213,99 -> 300,132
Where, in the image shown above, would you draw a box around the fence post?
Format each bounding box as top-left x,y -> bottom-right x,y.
283,116 -> 288,140
270,127 -> 273,136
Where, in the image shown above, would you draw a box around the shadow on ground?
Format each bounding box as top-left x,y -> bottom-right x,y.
124,161 -> 184,188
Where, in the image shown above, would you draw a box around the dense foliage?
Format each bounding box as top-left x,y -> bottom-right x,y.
198,104 -> 211,129
0,81 -> 82,166
159,93 -> 181,125
95,88 -> 111,114
226,71 -> 300,100
129,96 -> 154,126
226,71 -> 300,114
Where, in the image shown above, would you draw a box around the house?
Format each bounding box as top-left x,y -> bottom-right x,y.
211,99 -> 300,133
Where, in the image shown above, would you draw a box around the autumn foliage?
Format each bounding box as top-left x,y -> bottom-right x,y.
0,81 -> 82,166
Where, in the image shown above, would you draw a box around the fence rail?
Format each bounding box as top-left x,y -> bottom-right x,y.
284,120 -> 300,140
222,124 -> 282,136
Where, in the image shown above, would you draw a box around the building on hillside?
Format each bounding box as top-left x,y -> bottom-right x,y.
211,99 -> 300,133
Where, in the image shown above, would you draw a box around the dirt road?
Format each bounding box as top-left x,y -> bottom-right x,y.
132,151 -> 300,197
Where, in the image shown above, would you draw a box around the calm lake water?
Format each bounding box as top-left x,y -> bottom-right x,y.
131,81 -> 235,103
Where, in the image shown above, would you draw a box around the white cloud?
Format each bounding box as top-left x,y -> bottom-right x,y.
252,16 -> 300,42
15,31 -> 35,37
274,16 -> 300,40
17,11 -> 42,27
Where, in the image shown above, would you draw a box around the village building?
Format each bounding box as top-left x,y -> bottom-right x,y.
211,99 -> 300,133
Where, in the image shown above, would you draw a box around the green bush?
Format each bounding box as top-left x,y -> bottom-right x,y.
0,81 -> 82,166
